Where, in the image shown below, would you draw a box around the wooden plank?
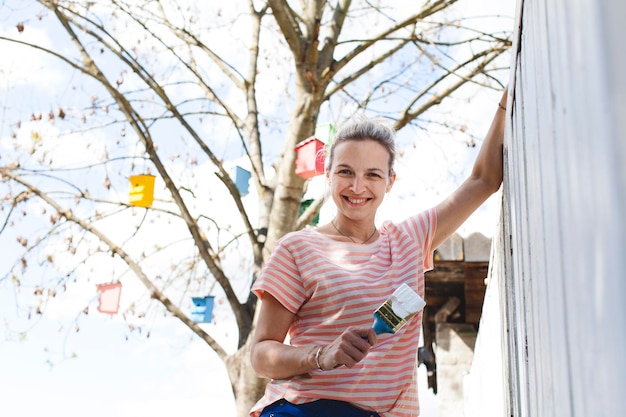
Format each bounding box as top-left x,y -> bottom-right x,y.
492,0 -> 626,416
436,323 -> 477,417
434,233 -> 464,261
426,261 -> 470,283
464,265 -> 489,324
464,233 -> 492,262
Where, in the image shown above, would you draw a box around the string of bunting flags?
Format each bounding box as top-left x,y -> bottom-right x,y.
111,123 -> 335,320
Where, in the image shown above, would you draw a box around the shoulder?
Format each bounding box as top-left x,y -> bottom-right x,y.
277,228 -> 322,244
272,228 -> 326,253
381,208 -> 437,236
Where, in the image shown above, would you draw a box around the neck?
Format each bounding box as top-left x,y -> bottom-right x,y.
331,219 -> 377,244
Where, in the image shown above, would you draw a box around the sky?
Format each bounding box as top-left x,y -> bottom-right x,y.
0,1 -> 515,416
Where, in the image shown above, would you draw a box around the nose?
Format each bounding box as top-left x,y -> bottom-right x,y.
349,176 -> 365,194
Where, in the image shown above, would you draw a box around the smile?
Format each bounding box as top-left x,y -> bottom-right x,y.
343,196 -> 371,205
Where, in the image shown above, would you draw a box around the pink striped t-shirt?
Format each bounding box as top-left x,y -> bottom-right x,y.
250,208 -> 437,417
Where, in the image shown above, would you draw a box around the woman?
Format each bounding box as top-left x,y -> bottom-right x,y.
249,88 -> 508,417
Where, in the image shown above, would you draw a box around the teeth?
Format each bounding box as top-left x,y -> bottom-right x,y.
347,198 -> 367,204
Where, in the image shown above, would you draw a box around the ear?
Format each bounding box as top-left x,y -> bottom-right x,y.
386,171 -> 396,193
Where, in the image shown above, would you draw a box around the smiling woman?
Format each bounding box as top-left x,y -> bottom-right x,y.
326,136 -> 395,243
249,88 -> 507,417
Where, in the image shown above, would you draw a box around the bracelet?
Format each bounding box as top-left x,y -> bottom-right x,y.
315,346 -> 324,371
498,102 -> 506,111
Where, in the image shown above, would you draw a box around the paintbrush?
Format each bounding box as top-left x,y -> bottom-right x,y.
371,283 -> 426,335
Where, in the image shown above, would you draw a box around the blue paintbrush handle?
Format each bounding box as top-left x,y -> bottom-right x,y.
372,312 -> 394,334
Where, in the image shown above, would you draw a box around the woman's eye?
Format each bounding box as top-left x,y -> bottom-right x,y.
337,169 -> 352,175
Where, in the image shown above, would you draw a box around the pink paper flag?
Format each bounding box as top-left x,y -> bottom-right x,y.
96,282 -> 122,314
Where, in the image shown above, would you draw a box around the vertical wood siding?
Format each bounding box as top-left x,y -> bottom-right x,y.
468,0 -> 626,416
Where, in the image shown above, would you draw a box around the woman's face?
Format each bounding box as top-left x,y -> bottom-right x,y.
327,139 -> 396,222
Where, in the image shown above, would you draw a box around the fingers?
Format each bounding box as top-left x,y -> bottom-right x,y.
500,86 -> 509,106
322,327 -> 376,369
363,327 -> 377,346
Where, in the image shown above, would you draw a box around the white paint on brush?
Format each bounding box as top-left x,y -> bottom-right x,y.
390,283 -> 425,318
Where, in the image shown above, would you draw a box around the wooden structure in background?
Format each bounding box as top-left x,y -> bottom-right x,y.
421,232 -> 492,416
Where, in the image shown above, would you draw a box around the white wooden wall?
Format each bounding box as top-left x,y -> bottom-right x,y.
467,0 -> 626,416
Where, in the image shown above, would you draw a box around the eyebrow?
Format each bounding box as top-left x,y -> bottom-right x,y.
335,163 -> 385,174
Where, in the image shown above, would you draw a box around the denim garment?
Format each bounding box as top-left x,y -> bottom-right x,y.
260,399 -> 380,417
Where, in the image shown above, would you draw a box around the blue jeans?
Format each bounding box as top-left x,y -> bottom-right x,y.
259,399 -> 380,417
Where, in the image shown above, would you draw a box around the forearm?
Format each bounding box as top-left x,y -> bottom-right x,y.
470,89 -> 508,191
432,89 -> 509,248
251,340 -> 319,380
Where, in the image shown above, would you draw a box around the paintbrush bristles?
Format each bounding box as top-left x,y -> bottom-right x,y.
390,283 -> 425,318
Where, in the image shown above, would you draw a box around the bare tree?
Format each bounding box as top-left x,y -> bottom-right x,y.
0,0 -> 510,415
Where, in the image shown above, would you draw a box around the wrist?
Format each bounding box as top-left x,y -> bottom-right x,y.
314,346 -> 325,371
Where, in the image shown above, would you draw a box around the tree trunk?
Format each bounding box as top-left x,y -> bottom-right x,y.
227,338 -> 269,417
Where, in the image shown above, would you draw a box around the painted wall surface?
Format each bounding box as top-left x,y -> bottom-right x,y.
467,0 -> 626,416
463,222 -> 507,417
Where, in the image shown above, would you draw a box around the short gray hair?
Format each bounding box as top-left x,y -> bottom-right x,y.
328,119 -> 397,174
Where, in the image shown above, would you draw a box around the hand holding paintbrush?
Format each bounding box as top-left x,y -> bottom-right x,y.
315,284 -> 425,371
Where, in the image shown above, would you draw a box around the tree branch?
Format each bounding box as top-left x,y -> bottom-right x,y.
1,167 -> 230,360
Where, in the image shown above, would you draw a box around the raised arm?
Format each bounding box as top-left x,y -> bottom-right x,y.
432,87 -> 508,250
